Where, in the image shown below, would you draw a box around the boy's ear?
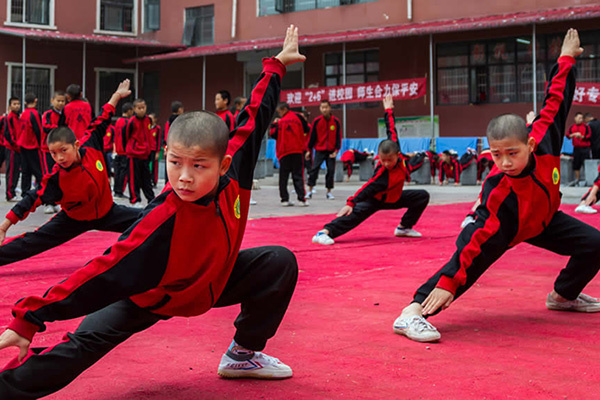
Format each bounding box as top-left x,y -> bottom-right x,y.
74,140 -> 81,150
219,154 -> 233,176
527,136 -> 536,152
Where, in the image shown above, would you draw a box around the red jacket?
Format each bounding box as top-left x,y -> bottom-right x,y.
103,125 -> 115,152
567,123 -> 592,148
269,110 -> 309,158
439,157 -> 462,183
308,114 -> 341,152
341,149 -> 370,165
7,57 -> 286,341
164,114 -> 179,146
113,116 -> 128,155
125,115 -> 152,159
42,108 -> 64,152
148,125 -> 161,152
64,99 -> 92,140
3,111 -> 21,151
18,107 -> 43,150
216,109 -> 236,131
6,103 -> 116,226
346,109 -> 407,206
435,56 -> 575,295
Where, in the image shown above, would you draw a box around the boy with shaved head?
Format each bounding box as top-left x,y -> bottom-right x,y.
0,25 -> 304,398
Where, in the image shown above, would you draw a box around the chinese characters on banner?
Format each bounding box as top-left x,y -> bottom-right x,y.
573,82 -> 600,106
280,78 -> 427,107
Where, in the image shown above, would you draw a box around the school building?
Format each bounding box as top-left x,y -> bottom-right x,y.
1,0 -> 599,138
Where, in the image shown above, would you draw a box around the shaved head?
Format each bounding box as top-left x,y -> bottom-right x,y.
378,139 -> 399,155
167,111 -> 229,158
487,114 -> 529,143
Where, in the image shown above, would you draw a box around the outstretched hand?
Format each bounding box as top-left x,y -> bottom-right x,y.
560,28 -> 584,59
275,25 -> 306,67
422,288 -> 454,316
525,111 -> 536,125
115,79 -> 132,99
383,94 -> 394,110
0,329 -> 31,363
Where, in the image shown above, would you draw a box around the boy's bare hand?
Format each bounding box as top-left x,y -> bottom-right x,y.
337,205 -> 353,217
560,28 -> 584,59
115,79 -> 132,99
422,288 -> 454,316
0,329 -> 31,363
383,94 -> 394,110
525,111 -> 536,125
275,25 -> 306,67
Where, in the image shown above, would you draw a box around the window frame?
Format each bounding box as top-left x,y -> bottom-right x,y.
182,5 -> 215,47
5,0 -> 56,30
94,67 -> 137,115
95,0 -> 138,37
258,0 -> 377,17
142,0 -> 160,33
5,61 -> 57,109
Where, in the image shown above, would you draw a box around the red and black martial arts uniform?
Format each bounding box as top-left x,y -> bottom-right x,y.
270,110 -> 309,202
41,107 -> 65,174
148,124 -> 161,186
113,116 -> 129,197
413,56 -> 600,311
567,122 -> 592,172
477,150 -> 493,182
581,164 -> 600,204
125,115 -> 155,204
103,124 -> 115,178
216,109 -> 236,131
0,114 -> 6,174
0,57 -> 298,400
0,103 -> 141,267
323,108 -> 429,239
4,110 -> 21,200
18,107 -> 44,194
64,98 -> 92,140
307,114 -> 341,189
439,155 -> 462,184
341,149 -> 371,178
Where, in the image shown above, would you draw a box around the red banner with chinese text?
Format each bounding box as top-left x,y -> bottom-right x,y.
280,78 -> 427,107
574,82 -> 600,106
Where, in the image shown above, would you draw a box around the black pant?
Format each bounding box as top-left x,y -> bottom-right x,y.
5,149 -> 21,200
279,153 -> 305,202
0,203 -> 141,267
325,190 -> 430,239
128,158 -> 154,204
0,144 -> 6,175
308,150 -> 336,189
41,151 -> 55,176
103,151 -> 113,178
113,154 -> 129,196
573,147 -> 591,171
0,245 -> 298,399
20,148 -> 43,194
149,151 -> 159,186
413,211 -> 600,312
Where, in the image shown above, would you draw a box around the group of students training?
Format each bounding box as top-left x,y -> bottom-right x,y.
0,26 -> 599,399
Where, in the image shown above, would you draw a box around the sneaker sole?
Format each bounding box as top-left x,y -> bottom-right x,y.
393,327 -> 440,342
394,234 -> 422,238
217,369 -> 293,380
546,304 -> 600,313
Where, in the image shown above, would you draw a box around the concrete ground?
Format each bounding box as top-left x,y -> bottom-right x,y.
0,172 -> 591,237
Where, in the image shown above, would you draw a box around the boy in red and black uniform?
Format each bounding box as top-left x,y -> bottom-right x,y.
18,93 -> 44,195
125,99 -> 155,206
215,90 -> 236,131
64,84 -> 92,141
0,80 -> 140,267
103,123 -> 115,179
113,102 -> 133,199
0,27 -> 303,397
164,101 -> 184,145
340,149 -> 372,181
477,148 -> 493,183
394,30 -> 600,343
148,113 -> 161,187
4,98 -> 22,201
41,91 -> 67,175
566,111 -> 592,182
575,164 -> 600,214
306,100 -> 341,199
312,95 -> 430,245
270,102 -> 310,205
438,150 -> 461,185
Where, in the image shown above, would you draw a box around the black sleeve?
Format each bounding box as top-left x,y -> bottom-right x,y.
4,116 -> 16,147
299,114 -> 310,133
335,118 -> 342,150
30,112 -> 43,146
346,164 -> 389,205
82,103 -> 115,151
8,173 -> 63,223
308,118 -> 318,150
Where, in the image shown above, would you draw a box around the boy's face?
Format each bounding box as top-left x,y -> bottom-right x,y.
9,100 -> 20,113
134,102 -> 147,118
166,141 -> 232,202
320,102 -> 331,117
48,140 -> 81,169
236,98 -> 246,111
149,114 -> 157,126
441,153 -> 450,163
215,94 -> 228,110
125,109 -> 134,118
574,114 -> 584,124
276,107 -> 287,118
489,135 -> 536,177
52,95 -> 66,111
177,107 -> 184,115
378,151 -> 399,170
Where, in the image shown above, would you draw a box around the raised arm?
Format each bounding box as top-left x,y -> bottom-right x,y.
227,25 -> 305,190
383,95 -> 400,145
530,29 -> 581,156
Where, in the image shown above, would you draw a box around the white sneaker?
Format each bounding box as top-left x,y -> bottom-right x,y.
305,191 -> 313,199
394,227 -> 422,238
326,192 -> 335,200
575,204 -> 597,214
44,205 -> 56,214
460,214 -> 476,228
249,198 -> 257,205
393,315 -> 441,342
546,293 -> 600,312
312,232 -> 334,245
281,201 -> 294,207
53,205 -> 61,213
217,352 -> 293,379
298,201 -> 309,207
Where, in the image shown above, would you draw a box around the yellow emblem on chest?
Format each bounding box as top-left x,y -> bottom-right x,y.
552,167 -> 560,185
234,195 -> 241,219
96,160 -> 104,172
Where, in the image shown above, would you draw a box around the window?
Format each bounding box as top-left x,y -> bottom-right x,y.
259,0 -> 377,16
95,69 -> 135,115
142,71 -> 160,116
324,49 -> 378,108
7,0 -> 54,28
98,0 -> 136,34
577,31 -> 600,83
144,0 -> 160,31
183,6 -> 214,47
6,63 -> 56,112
